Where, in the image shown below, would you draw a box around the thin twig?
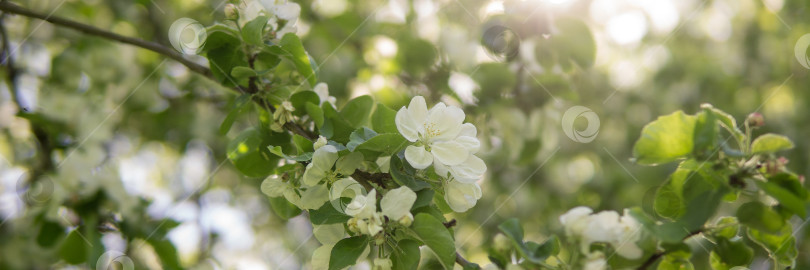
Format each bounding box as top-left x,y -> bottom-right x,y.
0,6 -> 19,106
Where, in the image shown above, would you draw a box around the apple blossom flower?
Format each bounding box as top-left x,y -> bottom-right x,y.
313,82 -> 337,106
559,206 -> 643,260
303,145 -> 339,186
396,96 -> 480,169
373,258 -> 392,270
345,187 -> 417,236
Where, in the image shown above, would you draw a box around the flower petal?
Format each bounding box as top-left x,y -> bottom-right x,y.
431,140 -> 469,166
444,180 -> 482,212
459,123 -> 477,137
450,155 -> 487,183
303,163 -> 327,186
407,96 -> 428,126
404,145 -> 433,169
260,175 -> 286,197
313,224 -> 345,245
396,108 -> 419,142
299,185 -> 329,210
381,187 -> 416,220
425,103 -> 465,140
456,135 -> 480,154
312,145 -> 339,170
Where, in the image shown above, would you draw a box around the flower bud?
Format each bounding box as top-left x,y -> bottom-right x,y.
347,217 -> 359,233
314,136 -> 327,150
398,213 -> 413,227
746,112 -> 764,128
224,3 -> 238,19
374,232 -> 385,245
373,258 -> 392,270
493,233 -> 511,253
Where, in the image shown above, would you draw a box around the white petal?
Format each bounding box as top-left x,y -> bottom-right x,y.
407,96 -> 428,126
444,180 -> 481,212
260,175 -> 286,197
376,156 -> 391,173
329,177 -> 365,211
299,185 -> 329,210
396,108 -> 419,142
345,189 -> 376,217
583,211 -> 621,243
433,160 -> 451,178
456,135 -> 481,154
450,155 -> 487,183
312,145 -> 339,170
311,244 -> 333,270
426,103 -> 465,140
303,163 -> 327,186
404,145 -> 433,169
274,2 -> 301,21
381,187 -> 416,220
431,140 -> 469,166
614,242 -> 643,259
459,123 -> 477,137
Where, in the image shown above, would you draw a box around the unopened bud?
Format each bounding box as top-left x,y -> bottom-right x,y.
493,233 -> 511,253
746,112 -> 764,128
314,136 -> 327,150
224,4 -> 238,19
347,217 -> 359,233
374,232 -> 385,245
398,213 -> 413,227
373,258 -> 392,270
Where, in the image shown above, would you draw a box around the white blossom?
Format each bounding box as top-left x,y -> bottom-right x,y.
583,251 -> 607,270
380,187 -> 416,222
345,187 -> 417,236
313,135 -> 328,150
559,206 -> 644,260
313,82 -> 337,106
396,96 -> 476,169
444,179 -> 482,213
373,258 -> 392,270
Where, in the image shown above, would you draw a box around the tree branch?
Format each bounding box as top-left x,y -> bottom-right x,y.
0,1 -> 211,78
636,228 -> 704,270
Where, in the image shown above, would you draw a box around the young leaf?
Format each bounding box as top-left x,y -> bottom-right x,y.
497,218 -> 553,264
242,16 -> 268,46
755,180 -> 806,219
347,128 -> 378,151
747,224 -> 797,266
231,66 -> 258,79
751,134 -> 794,154
391,239 -> 421,270
272,33 -> 317,86
632,111 -> 697,165
357,133 -> 408,156
411,213 -> 456,269
390,156 -> 430,191
713,237 -> 754,267
329,236 -> 369,270
306,102 -> 325,128
290,90 -> 320,116
36,220 -> 65,247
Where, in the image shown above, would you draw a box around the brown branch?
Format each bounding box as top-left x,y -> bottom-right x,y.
455,252 -> 475,268
0,1 -> 211,78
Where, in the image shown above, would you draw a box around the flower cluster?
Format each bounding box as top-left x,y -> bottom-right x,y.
345,187 -> 416,236
230,0 -> 301,37
559,206 -> 643,263
395,96 -> 486,212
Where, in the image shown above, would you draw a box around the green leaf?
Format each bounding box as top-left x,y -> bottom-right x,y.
533,235 -> 560,259
254,51 -> 281,71
273,33 -> 317,86
290,91 -> 320,116
372,103 -> 399,133
268,145 -> 312,161
231,66 -> 258,79
329,236 -> 369,270
202,23 -> 240,52
358,134 -> 408,156
412,188 -> 435,210
307,102 -> 325,128
755,180 -> 806,218
692,108 -> 718,159
242,16 -> 268,46
59,229 -> 88,265
497,219 -> 553,264
751,134 -> 794,154
340,95 -> 374,128
310,201 -> 351,225
397,37 -> 437,75
220,93 -> 252,135
633,111 -> 697,165
713,216 -> 739,239
268,196 -> 302,220
207,45 -> 248,86
747,225 -> 797,267
321,103 -> 354,143
658,255 -> 695,270
736,201 -> 785,233
713,237 -> 753,267
36,220 -> 65,247
391,239 -> 421,270
768,173 -> 808,200
411,213 -> 456,270
390,156 -> 430,191
227,128 -> 282,177
293,134 -> 314,153
148,238 -> 183,270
